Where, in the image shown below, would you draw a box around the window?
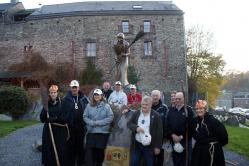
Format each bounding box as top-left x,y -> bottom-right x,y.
87,42 -> 96,57
144,21 -> 151,33
144,41 -> 152,56
122,21 -> 129,33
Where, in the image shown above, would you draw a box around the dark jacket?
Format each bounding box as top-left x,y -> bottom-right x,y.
101,89 -> 113,101
127,109 -> 163,151
62,91 -> 89,165
166,105 -> 194,147
191,113 -> 228,166
40,99 -> 70,166
62,91 -> 89,128
151,100 -> 169,138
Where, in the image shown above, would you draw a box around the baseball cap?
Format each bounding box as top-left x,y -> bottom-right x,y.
130,84 -> 136,89
93,89 -> 103,95
70,80 -> 79,87
115,81 -> 122,85
173,143 -> 184,153
141,133 -> 152,146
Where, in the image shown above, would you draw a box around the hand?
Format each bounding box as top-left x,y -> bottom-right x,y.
136,127 -> 144,133
154,148 -> 160,155
122,108 -> 129,114
171,134 -> 181,143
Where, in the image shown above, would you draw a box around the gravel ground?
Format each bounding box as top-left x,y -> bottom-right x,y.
0,123 -> 248,166
0,123 -> 42,166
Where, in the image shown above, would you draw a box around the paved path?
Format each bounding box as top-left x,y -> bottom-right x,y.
0,123 -> 248,166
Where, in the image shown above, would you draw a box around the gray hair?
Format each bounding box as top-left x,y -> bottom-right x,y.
141,96 -> 153,104
151,90 -> 161,97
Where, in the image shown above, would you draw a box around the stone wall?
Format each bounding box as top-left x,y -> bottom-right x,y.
0,13 -> 186,95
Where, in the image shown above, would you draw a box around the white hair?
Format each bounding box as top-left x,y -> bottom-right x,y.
151,90 -> 161,97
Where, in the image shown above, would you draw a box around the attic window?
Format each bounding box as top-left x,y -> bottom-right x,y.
133,5 -> 142,9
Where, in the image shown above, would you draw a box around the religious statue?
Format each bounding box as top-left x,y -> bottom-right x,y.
113,33 -> 130,86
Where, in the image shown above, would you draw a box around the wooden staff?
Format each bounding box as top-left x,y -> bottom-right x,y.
225,160 -> 238,166
181,80 -> 189,166
41,85 -> 61,166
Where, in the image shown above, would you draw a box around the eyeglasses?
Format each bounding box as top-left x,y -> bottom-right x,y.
93,93 -> 100,96
71,86 -> 78,89
142,120 -> 145,124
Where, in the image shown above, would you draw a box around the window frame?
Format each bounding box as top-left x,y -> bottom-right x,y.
144,41 -> 153,56
86,42 -> 96,57
143,20 -> 151,33
122,20 -> 129,33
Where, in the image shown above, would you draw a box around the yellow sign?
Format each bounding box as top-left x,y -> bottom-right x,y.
104,146 -> 130,166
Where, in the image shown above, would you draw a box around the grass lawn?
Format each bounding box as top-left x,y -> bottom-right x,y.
225,125 -> 249,159
0,120 -> 38,138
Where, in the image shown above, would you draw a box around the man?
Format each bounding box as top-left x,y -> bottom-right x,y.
127,84 -> 142,109
128,96 -> 163,166
166,92 -> 194,166
108,81 -> 127,109
62,80 -> 89,166
169,91 -> 177,108
113,32 -> 130,85
151,90 -> 169,166
101,81 -> 113,100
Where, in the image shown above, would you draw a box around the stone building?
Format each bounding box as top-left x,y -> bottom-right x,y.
0,1 -> 187,95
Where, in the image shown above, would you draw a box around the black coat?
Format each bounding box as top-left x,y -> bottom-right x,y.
151,100 -> 169,138
40,99 -> 70,166
62,91 -> 89,165
166,105 -> 194,147
101,89 -> 113,101
127,110 -> 163,152
191,113 -> 228,166
62,91 -> 89,129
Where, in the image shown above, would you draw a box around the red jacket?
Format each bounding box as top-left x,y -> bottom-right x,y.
127,92 -> 142,105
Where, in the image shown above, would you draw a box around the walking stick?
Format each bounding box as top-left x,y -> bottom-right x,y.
180,80 -> 189,166
225,160 -> 238,166
41,85 -> 61,166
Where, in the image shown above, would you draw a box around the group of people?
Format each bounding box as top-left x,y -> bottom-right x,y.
40,79 -> 228,166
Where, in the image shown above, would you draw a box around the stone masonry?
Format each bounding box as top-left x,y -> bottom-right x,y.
0,1 -> 187,97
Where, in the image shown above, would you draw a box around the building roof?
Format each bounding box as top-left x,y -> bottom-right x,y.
0,71 -> 32,79
28,1 -> 183,20
0,3 -> 16,12
14,9 -> 36,15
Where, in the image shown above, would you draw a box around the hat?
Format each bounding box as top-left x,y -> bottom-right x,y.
93,89 -> 103,95
70,80 -> 79,87
141,133 -> 151,146
117,32 -> 125,39
130,84 -> 136,89
115,81 -> 122,85
49,85 -> 58,92
173,143 -> 184,153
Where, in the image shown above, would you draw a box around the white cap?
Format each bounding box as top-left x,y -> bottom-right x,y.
93,89 -> 103,95
173,143 -> 184,153
130,84 -> 136,89
115,81 -> 122,85
70,80 -> 79,87
141,133 -> 151,146
117,32 -> 125,39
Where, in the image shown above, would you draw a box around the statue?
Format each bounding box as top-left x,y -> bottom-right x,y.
113,33 -> 130,86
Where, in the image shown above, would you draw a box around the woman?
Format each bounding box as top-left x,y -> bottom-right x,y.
191,100 -> 228,166
40,85 -> 70,166
83,89 -> 114,166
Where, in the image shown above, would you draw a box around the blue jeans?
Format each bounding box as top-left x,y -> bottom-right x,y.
131,141 -> 154,166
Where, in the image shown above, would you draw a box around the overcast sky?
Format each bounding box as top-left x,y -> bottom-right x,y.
1,0 -> 249,72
